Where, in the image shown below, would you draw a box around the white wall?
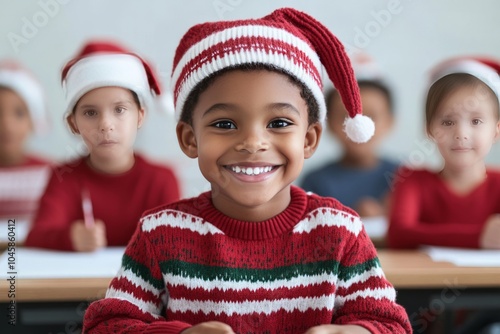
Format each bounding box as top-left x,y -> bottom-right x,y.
2,0 -> 500,198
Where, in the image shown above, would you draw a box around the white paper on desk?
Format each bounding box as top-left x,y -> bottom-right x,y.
0,247 -> 126,279
361,216 -> 388,239
422,246 -> 500,267
0,219 -> 30,243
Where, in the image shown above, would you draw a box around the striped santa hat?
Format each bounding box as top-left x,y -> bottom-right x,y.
430,56 -> 500,101
171,7 -> 375,143
0,60 -> 49,135
61,40 -> 161,116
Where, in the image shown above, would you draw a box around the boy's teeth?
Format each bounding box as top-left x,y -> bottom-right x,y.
231,166 -> 272,175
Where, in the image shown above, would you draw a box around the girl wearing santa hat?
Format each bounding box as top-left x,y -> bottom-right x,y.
388,57 -> 500,250
0,60 -> 51,224
84,8 -> 410,334
25,40 -> 180,252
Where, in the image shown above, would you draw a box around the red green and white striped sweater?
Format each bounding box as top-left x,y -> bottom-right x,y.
84,186 -> 410,333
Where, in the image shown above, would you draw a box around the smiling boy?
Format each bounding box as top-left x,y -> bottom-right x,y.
84,8 -> 411,334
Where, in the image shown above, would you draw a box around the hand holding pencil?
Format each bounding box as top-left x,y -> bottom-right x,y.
69,189 -> 107,252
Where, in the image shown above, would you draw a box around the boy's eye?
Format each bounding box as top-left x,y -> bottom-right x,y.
212,120 -> 236,129
116,106 -> 126,114
472,119 -> 483,125
14,107 -> 28,118
268,119 -> 292,128
83,110 -> 97,117
442,120 -> 453,126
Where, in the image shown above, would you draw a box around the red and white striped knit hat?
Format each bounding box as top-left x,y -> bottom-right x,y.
0,60 -> 49,135
61,40 -> 161,116
430,56 -> 500,101
171,7 -> 375,143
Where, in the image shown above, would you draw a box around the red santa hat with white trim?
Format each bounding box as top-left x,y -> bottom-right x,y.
170,7 -> 375,143
61,40 -> 161,116
429,56 -> 500,101
0,60 -> 49,135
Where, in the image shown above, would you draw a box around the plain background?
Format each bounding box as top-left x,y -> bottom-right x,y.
1,0 -> 500,198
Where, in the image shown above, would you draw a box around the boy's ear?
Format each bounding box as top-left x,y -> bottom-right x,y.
137,108 -> 145,129
494,120 -> 500,141
66,114 -> 79,134
304,122 -> 322,159
176,121 -> 198,158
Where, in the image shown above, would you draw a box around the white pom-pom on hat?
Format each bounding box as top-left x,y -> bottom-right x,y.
344,114 -> 375,143
156,90 -> 175,115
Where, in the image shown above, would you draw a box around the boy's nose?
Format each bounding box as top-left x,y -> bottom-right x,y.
235,129 -> 268,153
99,114 -> 114,132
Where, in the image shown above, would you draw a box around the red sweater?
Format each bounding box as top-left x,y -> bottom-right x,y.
84,186 -> 410,334
388,168 -> 500,249
0,155 -> 50,221
25,154 -> 180,250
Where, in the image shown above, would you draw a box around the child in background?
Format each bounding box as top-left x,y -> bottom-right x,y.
300,54 -> 397,217
25,40 -> 180,252
0,60 -> 51,223
84,8 -> 410,333
388,57 -> 500,249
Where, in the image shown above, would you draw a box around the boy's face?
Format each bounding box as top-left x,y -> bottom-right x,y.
68,86 -> 144,165
0,88 -> 33,162
429,85 -> 500,171
177,70 -> 321,221
328,87 -> 393,160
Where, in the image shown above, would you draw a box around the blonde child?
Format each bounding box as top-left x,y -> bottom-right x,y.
84,8 -> 411,333
0,60 -> 51,223
301,54 -> 397,218
25,40 -> 180,252
388,57 -> 500,249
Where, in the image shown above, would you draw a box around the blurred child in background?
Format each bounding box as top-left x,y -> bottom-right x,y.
388,57 -> 500,249
25,40 -> 180,252
0,60 -> 51,224
300,54 -> 397,218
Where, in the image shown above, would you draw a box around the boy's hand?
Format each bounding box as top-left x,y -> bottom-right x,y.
70,219 -> 107,252
480,215 -> 500,249
181,321 -> 235,334
355,197 -> 384,217
304,324 -> 371,334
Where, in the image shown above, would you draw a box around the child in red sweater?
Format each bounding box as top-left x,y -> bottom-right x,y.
25,41 -> 180,252
0,60 -> 51,223
388,57 -> 500,249
84,8 -> 411,334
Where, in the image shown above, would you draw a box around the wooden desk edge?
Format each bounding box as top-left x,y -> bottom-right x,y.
0,277 -> 112,302
377,250 -> 500,288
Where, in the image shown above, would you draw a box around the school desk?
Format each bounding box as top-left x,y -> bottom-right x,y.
1,248 -> 499,333
378,249 -> 500,334
0,247 -> 124,333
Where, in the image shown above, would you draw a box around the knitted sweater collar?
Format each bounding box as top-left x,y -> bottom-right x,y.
198,186 -> 308,241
